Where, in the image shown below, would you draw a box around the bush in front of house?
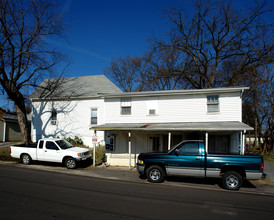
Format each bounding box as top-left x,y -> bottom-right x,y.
66,136 -> 84,146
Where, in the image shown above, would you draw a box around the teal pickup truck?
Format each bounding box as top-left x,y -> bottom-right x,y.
137,140 -> 266,190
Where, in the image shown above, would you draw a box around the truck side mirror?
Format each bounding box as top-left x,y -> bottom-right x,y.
175,149 -> 179,155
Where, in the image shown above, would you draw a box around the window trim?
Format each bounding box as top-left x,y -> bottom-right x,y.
207,95 -> 220,113
90,108 -> 98,125
120,98 -> 132,115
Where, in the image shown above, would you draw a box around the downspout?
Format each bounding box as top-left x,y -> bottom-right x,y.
3,119 -> 6,142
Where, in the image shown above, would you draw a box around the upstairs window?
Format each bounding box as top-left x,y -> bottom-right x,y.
91,108 -> 98,125
147,98 -> 158,116
51,109 -> 57,120
121,98 -> 131,115
207,95 -> 219,112
51,109 -> 57,125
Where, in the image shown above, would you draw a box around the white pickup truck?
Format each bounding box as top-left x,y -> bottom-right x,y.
10,138 -> 91,169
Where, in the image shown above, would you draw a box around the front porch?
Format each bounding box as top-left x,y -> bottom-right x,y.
92,122 -> 253,168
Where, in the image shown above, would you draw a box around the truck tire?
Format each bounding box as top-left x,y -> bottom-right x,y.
146,165 -> 165,183
21,154 -> 32,165
65,158 -> 77,169
222,171 -> 243,190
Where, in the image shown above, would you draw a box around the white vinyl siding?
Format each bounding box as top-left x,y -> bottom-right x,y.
121,98 -> 131,115
146,98 -> 158,116
91,108 -> 98,125
31,99 -> 105,147
104,92 -> 241,123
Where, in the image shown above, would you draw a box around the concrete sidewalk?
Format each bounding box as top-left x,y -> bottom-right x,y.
1,160 -> 274,196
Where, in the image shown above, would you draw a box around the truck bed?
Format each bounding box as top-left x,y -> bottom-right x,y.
11,144 -> 37,148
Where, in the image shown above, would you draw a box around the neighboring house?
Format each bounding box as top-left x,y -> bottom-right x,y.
30,75 -> 122,146
91,87 -> 253,167
0,108 -> 30,142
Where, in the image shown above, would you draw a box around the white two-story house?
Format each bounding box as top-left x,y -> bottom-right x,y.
92,88 -> 253,167
30,75 -> 252,167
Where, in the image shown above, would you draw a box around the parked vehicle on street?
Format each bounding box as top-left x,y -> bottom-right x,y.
137,140 -> 266,190
10,138 -> 91,169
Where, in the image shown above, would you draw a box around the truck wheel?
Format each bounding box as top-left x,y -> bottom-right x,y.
65,158 -> 77,169
21,154 -> 32,165
146,165 -> 165,183
222,171 -> 243,190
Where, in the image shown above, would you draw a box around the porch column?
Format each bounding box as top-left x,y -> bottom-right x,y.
240,131 -> 245,155
168,132 -> 171,150
243,131 -> 246,155
240,131 -> 243,155
205,132 -> 208,154
93,130 -> 97,166
128,132 -> 131,170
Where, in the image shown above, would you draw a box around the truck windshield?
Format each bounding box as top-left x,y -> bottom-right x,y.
56,140 -> 74,150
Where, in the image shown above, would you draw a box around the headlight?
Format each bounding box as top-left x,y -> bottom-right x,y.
138,159 -> 144,165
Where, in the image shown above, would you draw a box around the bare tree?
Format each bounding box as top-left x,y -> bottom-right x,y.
141,48 -> 188,91
105,55 -> 146,92
243,65 -> 273,153
152,0 -> 273,89
0,0 -> 67,145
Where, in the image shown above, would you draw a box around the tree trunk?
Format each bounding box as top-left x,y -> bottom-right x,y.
15,104 -> 31,146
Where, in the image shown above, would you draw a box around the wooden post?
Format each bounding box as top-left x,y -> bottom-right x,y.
168,132 -> 171,150
128,132 -> 131,170
205,132 -> 208,154
93,130 -> 97,166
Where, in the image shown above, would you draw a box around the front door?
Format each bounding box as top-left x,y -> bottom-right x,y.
152,137 -> 160,152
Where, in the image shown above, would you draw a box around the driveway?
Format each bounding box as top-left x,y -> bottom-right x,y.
264,161 -> 274,184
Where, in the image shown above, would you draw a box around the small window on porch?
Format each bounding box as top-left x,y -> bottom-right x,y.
91,108 -> 98,125
207,95 -> 219,112
121,98 -> 131,115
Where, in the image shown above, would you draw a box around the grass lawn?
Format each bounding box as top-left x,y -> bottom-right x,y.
263,154 -> 274,163
0,146 -> 20,162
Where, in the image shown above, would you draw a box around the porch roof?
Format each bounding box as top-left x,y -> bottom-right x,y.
91,121 -> 253,132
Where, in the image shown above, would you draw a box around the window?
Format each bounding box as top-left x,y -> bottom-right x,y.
121,98 -> 131,115
38,140 -> 44,149
91,108 -> 98,124
207,95 -> 219,112
147,98 -> 158,115
176,142 -> 199,155
51,109 -> 57,125
46,141 -> 59,150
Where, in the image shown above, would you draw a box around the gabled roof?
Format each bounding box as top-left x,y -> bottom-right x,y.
30,75 -> 122,100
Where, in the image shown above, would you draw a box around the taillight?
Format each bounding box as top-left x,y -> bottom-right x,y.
260,162 -> 264,171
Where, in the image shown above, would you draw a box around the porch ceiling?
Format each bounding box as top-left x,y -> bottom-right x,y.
91,121 -> 253,132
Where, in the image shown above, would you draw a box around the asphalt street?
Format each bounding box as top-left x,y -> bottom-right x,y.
1,164 -> 274,220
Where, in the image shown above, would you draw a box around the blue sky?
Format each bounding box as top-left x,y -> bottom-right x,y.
55,0 -> 273,78
56,0 -> 173,77
0,0 -> 273,110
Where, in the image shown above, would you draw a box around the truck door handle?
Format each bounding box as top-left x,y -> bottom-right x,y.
44,150 -> 47,152
195,158 -> 200,161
